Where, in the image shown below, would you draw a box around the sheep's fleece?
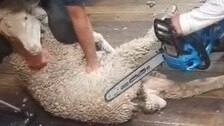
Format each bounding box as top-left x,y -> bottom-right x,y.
2,4 -> 224,124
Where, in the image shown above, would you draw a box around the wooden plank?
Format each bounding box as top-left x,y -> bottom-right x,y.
0,78 -> 224,126
0,84 -> 223,125
100,121 -> 187,126
92,21 -> 151,47
155,70 -> 223,82
0,85 -> 180,126
41,120 -> 183,126
198,89 -> 224,99
0,85 -> 23,106
0,63 -> 14,74
0,86 -> 90,126
0,73 -> 19,86
86,4 -> 199,21
210,52 -> 224,61
92,21 -> 152,32
86,4 -> 196,14
137,97 -> 224,126
88,13 -> 155,22
86,0 -> 200,6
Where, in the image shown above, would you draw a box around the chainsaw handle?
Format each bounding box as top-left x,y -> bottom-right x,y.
154,18 -> 181,57
188,34 -> 211,70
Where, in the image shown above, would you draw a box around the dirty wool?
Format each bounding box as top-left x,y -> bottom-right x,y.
1,2 -> 224,124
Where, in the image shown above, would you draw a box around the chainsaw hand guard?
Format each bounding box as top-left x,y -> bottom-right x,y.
154,18 -> 181,57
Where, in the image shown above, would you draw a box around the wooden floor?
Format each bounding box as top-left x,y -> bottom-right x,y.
1,0 -> 224,125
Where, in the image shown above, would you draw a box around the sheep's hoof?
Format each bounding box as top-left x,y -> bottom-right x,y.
142,94 -> 167,113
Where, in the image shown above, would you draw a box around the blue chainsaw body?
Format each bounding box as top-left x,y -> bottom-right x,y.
162,20 -> 224,72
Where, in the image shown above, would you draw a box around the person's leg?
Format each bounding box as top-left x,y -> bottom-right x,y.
40,0 -> 77,44
0,36 -> 12,63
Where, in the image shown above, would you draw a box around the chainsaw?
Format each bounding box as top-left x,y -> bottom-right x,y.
105,18 -> 224,102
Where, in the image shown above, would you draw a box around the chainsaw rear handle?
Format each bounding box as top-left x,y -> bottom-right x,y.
154,18 -> 181,57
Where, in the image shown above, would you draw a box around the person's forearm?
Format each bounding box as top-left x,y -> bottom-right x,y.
77,17 -> 98,65
178,0 -> 224,35
66,6 -> 98,65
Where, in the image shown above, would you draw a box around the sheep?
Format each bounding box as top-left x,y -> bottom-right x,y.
1,1 -> 224,124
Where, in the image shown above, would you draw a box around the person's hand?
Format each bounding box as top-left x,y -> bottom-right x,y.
171,14 -> 184,35
24,48 -> 50,70
86,60 -> 100,74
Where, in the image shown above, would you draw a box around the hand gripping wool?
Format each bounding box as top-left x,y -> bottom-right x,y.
1,3 -> 224,124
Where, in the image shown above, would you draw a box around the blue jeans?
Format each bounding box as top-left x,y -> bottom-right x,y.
63,0 -> 87,5
0,36 -> 12,63
41,0 -> 78,44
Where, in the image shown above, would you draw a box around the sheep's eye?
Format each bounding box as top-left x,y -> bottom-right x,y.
25,17 -> 28,20
5,23 -> 11,28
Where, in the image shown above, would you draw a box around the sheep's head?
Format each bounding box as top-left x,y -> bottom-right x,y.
0,11 -> 41,55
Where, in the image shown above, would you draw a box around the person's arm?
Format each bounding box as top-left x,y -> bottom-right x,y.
66,4 -> 99,73
172,0 -> 224,35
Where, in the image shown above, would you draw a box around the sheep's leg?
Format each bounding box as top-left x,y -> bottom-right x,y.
142,72 -> 224,112
141,74 -> 173,113
161,75 -> 224,99
93,31 -> 115,53
142,88 -> 167,113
